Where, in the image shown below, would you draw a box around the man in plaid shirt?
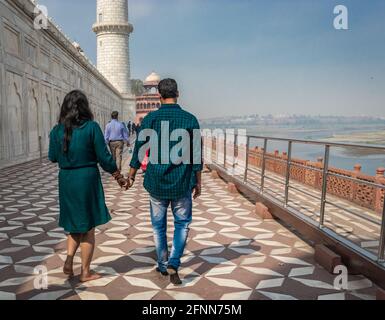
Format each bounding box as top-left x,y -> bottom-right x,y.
126,78 -> 203,285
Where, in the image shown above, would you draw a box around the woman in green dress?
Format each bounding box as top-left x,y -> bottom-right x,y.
49,90 -> 126,283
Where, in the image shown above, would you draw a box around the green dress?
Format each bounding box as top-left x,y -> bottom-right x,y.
48,120 -> 117,233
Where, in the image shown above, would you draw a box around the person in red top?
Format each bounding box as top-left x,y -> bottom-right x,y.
141,149 -> 150,172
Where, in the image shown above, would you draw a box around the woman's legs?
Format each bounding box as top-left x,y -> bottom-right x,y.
63,233 -> 81,276
79,228 -> 101,282
63,229 -> 101,282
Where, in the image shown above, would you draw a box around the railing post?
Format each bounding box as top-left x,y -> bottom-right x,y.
319,145 -> 330,227
284,141 -> 293,207
378,195 -> 385,262
223,131 -> 227,169
374,168 -> 385,214
211,134 -> 214,164
233,133 -> 237,170
204,133 -> 210,165
244,136 -> 250,183
206,134 -> 209,165
260,139 -> 268,193
215,132 -> 220,164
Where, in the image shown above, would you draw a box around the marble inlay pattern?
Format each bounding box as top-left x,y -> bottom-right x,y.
0,159 -> 378,300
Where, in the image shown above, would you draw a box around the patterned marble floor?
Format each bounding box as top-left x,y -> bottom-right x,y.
0,157 -> 379,300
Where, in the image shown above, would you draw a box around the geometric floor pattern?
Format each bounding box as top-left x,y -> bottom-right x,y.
0,157 -> 378,300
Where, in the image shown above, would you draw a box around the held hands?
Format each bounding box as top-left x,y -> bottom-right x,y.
112,171 -> 136,190
114,167 -> 200,198
114,171 -> 201,199
112,171 -> 127,189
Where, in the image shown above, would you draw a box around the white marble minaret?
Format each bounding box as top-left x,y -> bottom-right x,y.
93,0 -> 133,95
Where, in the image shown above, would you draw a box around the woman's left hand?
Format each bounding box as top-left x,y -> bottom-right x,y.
112,171 -> 127,188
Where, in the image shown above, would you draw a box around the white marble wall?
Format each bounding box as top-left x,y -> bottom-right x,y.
0,0 -> 135,169
96,0 -> 129,24
96,32 -> 131,94
94,0 -> 133,95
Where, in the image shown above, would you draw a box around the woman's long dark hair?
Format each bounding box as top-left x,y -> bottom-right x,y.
59,90 -> 94,153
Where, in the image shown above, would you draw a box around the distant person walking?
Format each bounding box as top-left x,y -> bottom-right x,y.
105,111 -> 129,171
134,119 -> 143,137
130,119 -> 142,153
126,79 -> 203,285
127,120 -> 134,136
126,120 -> 135,153
131,123 -> 136,136
48,90 -> 126,283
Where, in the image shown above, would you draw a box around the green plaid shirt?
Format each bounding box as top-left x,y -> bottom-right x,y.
130,104 -> 203,200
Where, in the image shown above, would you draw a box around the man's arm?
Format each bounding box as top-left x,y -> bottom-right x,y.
129,129 -> 145,172
125,143 -> 142,190
193,171 -> 202,199
126,116 -> 150,188
104,123 -> 111,144
122,123 -> 129,145
192,117 -> 203,199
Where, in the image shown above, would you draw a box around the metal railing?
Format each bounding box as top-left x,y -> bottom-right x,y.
203,131 -> 385,264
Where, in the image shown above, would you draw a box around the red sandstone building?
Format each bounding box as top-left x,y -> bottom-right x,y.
135,72 -> 161,124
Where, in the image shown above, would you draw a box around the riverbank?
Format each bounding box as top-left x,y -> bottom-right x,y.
325,130 -> 385,146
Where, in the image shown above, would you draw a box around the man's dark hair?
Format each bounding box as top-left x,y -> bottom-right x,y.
111,111 -> 119,119
158,78 -> 178,99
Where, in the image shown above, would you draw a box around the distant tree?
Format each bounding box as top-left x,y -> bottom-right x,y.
131,79 -> 145,96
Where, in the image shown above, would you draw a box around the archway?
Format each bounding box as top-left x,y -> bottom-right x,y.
41,92 -> 51,152
28,88 -> 39,154
8,83 -> 23,156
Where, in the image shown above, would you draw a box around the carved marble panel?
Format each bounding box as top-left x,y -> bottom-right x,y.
52,56 -> 61,78
5,71 -> 24,157
27,80 -> 39,154
3,24 -> 20,57
41,85 -> 52,152
53,88 -> 62,123
25,38 -> 37,65
39,48 -> 50,71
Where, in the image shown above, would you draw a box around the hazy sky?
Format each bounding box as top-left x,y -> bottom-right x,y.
38,0 -> 385,119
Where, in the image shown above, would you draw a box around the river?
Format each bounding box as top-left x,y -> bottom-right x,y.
205,123 -> 385,176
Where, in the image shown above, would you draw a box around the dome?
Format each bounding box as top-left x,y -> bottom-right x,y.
144,72 -> 161,84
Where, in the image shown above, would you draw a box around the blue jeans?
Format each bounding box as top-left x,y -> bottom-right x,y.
149,192 -> 192,272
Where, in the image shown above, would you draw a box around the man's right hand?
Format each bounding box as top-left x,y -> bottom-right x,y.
193,184 -> 202,200
125,167 -> 138,190
125,176 -> 135,190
